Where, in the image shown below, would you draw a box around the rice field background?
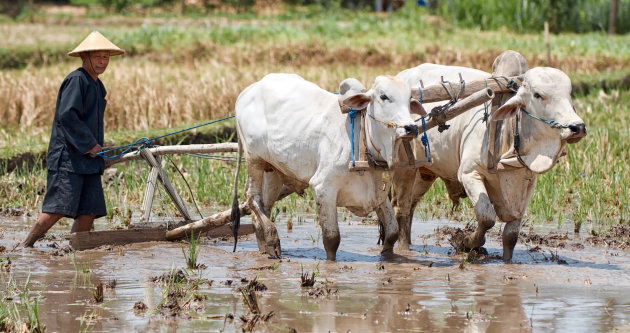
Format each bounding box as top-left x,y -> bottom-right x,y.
0,2 -> 629,234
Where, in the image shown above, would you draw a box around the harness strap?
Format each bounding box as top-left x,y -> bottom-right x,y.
349,109 -> 357,167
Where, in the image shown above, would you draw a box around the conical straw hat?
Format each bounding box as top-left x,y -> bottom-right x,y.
68,30 -> 125,57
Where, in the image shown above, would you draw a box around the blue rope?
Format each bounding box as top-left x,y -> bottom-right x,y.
521,108 -> 570,129
96,115 -> 235,160
417,87 -> 431,162
420,115 -> 431,162
349,109 -> 356,167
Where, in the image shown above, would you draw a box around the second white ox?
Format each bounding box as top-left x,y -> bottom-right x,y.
233,73 -> 422,260
392,51 -> 587,262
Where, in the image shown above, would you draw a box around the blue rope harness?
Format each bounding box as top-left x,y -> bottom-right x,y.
520,108 -> 571,129
96,115 -> 235,160
349,109 -> 356,167
418,87 -> 431,162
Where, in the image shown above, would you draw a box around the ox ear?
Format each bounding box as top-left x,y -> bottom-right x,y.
410,99 -> 427,116
492,94 -> 525,121
343,94 -> 372,110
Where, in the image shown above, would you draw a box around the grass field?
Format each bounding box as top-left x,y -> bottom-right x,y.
0,4 -> 628,233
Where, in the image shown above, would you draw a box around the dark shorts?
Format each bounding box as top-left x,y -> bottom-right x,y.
42,170 -> 107,219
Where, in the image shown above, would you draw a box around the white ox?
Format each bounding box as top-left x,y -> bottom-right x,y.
232,73 -> 422,260
391,51 -> 587,262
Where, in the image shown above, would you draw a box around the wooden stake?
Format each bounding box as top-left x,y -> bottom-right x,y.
545,21 -> 552,66
139,149 -> 192,222
140,155 -> 161,223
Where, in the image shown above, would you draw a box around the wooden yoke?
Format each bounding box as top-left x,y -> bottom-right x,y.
341,84 -> 496,172
411,76 -> 521,104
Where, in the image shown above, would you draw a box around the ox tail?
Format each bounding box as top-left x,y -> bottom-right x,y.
231,132 -> 243,252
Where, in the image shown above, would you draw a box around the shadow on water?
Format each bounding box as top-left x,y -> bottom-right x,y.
1,213 -> 630,332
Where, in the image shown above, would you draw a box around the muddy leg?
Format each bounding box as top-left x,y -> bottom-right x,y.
262,170 -> 283,216
392,170 -> 434,251
246,162 -> 281,258
376,200 -> 399,255
22,213 -> 64,247
461,171 -> 496,250
502,218 -> 522,263
313,188 -> 339,261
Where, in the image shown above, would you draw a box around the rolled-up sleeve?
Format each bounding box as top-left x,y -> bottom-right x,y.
57,77 -> 98,154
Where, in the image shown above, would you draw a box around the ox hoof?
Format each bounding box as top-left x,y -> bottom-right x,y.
462,235 -> 485,251
265,241 -> 282,259
397,242 -> 410,252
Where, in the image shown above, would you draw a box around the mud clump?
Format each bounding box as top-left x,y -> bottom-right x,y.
435,224 -> 476,254
133,301 -> 147,314
586,224 -> 630,250
150,269 -> 188,284
0,207 -> 30,217
520,230 -> 571,248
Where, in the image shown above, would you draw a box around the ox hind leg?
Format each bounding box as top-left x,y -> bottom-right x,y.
312,185 -> 340,261
246,160 -> 282,258
376,199 -> 399,255
391,170 -> 436,251
501,218 -> 522,263
460,171 -> 496,251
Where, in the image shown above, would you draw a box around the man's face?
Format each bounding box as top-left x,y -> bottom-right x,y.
87,51 -> 110,75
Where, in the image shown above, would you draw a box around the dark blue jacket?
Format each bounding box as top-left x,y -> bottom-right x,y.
46,68 -> 106,175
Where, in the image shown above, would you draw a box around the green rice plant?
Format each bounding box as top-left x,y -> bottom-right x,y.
0,274 -> 45,333
78,310 -> 95,333
182,229 -> 201,270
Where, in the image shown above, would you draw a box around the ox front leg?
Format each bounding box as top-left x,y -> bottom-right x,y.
460,171 -> 496,250
502,218 -> 522,263
376,200 -> 399,255
392,170 -> 435,251
246,163 -> 282,258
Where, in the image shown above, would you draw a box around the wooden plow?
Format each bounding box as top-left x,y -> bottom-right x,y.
69,142 -> 242,250
344,75 -> 519,172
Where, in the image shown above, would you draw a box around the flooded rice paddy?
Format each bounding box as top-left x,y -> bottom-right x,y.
1,213 -> 630,333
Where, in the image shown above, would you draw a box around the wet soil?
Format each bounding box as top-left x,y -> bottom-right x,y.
1,215 -> 630,332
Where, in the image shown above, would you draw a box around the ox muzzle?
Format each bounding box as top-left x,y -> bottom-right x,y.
400,124 -> 419,141
566,123 -> 587,144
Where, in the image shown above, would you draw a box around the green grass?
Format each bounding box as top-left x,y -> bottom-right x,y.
1,5 -> 629,70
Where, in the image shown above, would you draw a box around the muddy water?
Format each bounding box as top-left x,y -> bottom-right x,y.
1,214 -> 630,333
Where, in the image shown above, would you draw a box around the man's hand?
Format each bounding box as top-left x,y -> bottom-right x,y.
87,144 -> 102,157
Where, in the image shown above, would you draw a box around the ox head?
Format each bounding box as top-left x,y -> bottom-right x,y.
341,76 -> 424,167
491,67 -> 587,173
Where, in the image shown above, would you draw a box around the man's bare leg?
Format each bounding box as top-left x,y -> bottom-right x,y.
22,213 -> 64,247
72,215 -> 96,233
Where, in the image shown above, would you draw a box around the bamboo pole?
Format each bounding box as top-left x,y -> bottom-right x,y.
411,76 -> 520,104
105,142 -> 238,167
166,202 -> 251,241
422,88 -> 495,131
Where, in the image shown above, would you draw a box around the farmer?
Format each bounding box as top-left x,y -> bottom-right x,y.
22,31 -> 124,247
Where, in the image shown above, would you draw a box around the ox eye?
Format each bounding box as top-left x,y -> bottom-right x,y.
380,94 -> 389,101
533,92 -> 543,99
